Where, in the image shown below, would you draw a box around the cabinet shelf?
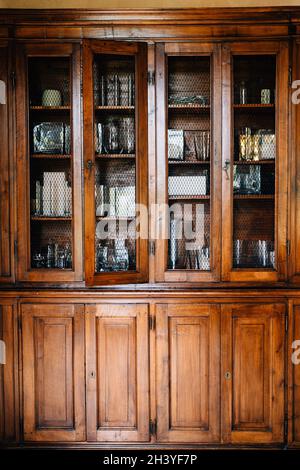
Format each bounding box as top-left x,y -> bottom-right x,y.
233,104 -> 274,109
31,216 -> 72,221
233,194 -> 274,200
96,154 -> 135,159
95,105 -> 135,112
234,159 -> 275,165
168,160 -> 210,165
96,215 -> 135,221
31,154 -> 71,159
30,106 -> 71,111
169,195 -> 210,200
168,104 -> 210,112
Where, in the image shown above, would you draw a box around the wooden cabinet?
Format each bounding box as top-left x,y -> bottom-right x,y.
85,304 -> 149,442
83,40 -> 148,285
289,303 -> 300,446
221,42 -> 289,283
221,303 -> 285,444
21,303 -> 85,441
15,43 -> 83,283
0,303 -> 17,442
156,303 -> 220,442
0,43 -> 14,283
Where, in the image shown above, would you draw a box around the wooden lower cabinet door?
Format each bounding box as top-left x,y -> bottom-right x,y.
85,304 -> 149,442
221,303 -> 285,444
291,305 -> 300,445
21,303 -> 85,442
156,304 -> 220,443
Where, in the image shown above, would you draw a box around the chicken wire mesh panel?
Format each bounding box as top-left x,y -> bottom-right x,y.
233,199 -> 275,269
168,166 -> 210,198
93,55 -> 135,107
31,220 -> 72,269
30,120 -> 71,155
168,201 -> 210,270
94,159 -> 136,272
94,116 -> 135,155
28,57 -> 71,107
233,55 -> 276,105
233,164 -> 275,195
30,160 -> 72,217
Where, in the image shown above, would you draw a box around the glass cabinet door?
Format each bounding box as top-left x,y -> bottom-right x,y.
83,41 -> 148,285
16,43 -> 83,282
221,42 -> 288,282
156,43 -> 221,282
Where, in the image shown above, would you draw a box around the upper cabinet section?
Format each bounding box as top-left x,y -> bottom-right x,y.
155,43 -> 222,283
83,40 -> 148,286
221,42 -> 289,283
15,43 -> 83,283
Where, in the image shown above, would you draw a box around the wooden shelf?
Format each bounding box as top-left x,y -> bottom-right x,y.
233,103 -> 274,110
168,160 -> 210,165
30,106 -> 71,111
169,195 -> 210,200
233,194 -> 274,200
234,159 -> 275,165
31,154 -> 71,159
168,104 -> 210,111
96,215 -> 135,221
96,154 -> 135,159
31,216 -> 72,221
95,106 -> 135,111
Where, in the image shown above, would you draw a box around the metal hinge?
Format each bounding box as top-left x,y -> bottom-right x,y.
286,240 -> 290,257
14,240 -> 18,262
149,315 -> 156,331
147,71 -> 155,86
284,417 -> 288,442
289,66 -> 292,88
18,316 -> 22,333
149,419 -> 157,435
149,240 -> 156,256
285,313 -> 289,332
11,71 -> 16,89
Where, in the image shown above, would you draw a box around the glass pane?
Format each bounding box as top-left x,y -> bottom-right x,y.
232,55 -> 276,269
94,54 -> 136,273
28,57 -> 73,269
167,56 -> 211,270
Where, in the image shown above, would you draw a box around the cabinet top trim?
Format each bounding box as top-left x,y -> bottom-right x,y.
1,7 -> 300,25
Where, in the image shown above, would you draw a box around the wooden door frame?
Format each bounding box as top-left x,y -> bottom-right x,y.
85,303 -> 150,442
155,42 -> 222,283
156,303 -> 220,443
15,42 -> 83,283
221,41 -> 289,283
83,39 -> 149,286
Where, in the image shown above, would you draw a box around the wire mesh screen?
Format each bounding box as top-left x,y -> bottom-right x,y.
232,55 -> 276,269
93,55 -> 135,107
28,57 -> 73,270
31,221 -> 72,269
167,56 -> 211,271
93,52 -> 137,273
28,57 -> 70,107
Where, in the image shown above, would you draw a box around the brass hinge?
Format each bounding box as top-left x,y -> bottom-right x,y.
289,66 -> 292,88
149,419 -> 157,435
149,315 -> 156,331
147,71 -> 155,86
11,71 -> 16,89
286,240 -> 290,257
149,240 -> 156,256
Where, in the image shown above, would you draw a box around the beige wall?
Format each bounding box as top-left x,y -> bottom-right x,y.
0,0 -> 300,9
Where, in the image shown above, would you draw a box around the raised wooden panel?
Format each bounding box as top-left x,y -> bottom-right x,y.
292,305 -> 300,444
0,304 -> 17,442
22,303 -> 85,441
85,304 -> 149,442
156,304 -> 220,443
222,303 -> 285,444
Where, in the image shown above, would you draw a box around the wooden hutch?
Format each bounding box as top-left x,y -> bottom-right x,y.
1,7 -> 300,449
